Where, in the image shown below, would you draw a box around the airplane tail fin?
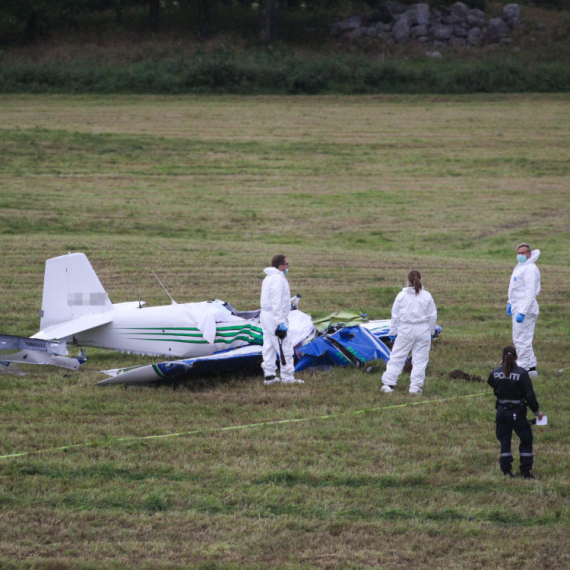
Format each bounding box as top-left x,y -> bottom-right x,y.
39,253 -> 114,331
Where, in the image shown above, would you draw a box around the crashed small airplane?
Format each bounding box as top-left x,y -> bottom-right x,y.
4,252 -> 440,385
97,312 -> 441,386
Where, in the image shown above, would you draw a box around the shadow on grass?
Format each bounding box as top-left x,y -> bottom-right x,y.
152,363 -> 263,391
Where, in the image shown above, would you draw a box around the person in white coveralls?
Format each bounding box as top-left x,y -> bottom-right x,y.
260,254 -> 304,386
507,243 -> 541,376
381,270 -> 437,395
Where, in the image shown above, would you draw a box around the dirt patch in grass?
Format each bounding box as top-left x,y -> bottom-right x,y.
448,369 -> 484,383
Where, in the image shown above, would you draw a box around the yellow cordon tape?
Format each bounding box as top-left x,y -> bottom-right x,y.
0,392 -> 487,460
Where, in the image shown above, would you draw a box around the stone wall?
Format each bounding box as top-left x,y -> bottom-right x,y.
330,2 -> 522,47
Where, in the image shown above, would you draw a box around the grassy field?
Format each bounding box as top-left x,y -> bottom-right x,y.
1,94 -> 569,569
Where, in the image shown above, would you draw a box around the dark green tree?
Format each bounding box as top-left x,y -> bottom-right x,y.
260,0 -> 281,45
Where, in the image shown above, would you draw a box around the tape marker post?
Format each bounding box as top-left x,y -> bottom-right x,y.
0,392 -> 487,461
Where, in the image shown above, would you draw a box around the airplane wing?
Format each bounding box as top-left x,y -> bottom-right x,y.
97,345 -> 263,386
0,334 -> 69,355
0,350 -> 83,371
32,313 -> 114,341
0,334 -> 86,372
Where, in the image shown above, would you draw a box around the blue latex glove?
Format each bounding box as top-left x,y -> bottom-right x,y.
389,335 -> 396,342
516,313 -> 525,323
277,323 -> 287,333
506,303 -> 512,316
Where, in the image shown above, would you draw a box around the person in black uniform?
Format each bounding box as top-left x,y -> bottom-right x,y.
488,345 -> 544,479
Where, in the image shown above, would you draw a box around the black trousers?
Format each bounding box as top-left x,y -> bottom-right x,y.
495,406 -> 534,475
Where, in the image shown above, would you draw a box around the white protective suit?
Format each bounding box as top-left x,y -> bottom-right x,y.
260,267 -> 295,381
381,287 -> 437,393
508,249 -> 541,371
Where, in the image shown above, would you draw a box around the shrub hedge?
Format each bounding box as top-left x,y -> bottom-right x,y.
1,51 -> 569,94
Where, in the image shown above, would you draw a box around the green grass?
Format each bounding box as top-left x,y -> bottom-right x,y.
0,94 -> 569,568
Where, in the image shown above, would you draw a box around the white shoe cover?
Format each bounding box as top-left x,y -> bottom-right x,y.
263,377 -> 280,385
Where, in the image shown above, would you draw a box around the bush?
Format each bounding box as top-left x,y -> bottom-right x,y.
1,51 -> 570,95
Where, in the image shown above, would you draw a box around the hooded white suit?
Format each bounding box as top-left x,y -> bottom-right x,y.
260,267 -> 295,381
382,287 -> 437,393
508,249 -> 541,371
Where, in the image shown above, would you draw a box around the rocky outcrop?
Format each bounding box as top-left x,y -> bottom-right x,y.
330,2 -> 522,48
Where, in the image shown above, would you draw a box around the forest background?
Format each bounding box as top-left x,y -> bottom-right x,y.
1,0 -> 570,93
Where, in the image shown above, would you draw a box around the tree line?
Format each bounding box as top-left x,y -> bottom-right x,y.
1,0 -> 332,45
1,1 -> 565,48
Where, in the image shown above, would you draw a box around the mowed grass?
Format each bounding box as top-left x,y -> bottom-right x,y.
0,94 -> 569,569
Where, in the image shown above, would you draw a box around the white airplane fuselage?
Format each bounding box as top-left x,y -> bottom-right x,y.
73,304 -> 259,358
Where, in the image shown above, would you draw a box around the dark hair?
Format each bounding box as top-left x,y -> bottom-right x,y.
271,254 -> 287,269
502,345 -> 517,378
407,270 -> 422,295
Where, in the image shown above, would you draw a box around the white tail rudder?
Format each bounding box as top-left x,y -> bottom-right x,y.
39,253 -> 114,330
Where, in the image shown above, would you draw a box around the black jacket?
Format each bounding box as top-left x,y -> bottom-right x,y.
487,364 -> 539,414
